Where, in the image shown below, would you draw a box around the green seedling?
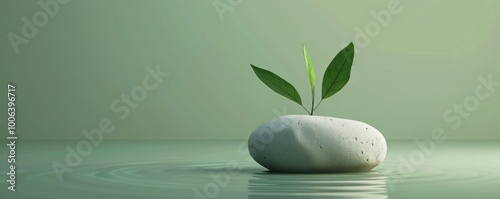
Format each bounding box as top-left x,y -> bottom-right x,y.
251,42 -> 354,115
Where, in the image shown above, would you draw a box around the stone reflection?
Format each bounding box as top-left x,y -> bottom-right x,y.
248,171 -> 387,199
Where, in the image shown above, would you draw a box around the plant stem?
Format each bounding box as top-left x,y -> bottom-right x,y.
310,90 -> 315,115
301,104 -> 311,115
312,99 -> 323,114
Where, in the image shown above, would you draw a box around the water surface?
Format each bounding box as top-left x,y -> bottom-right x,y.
1,141 -> 499,198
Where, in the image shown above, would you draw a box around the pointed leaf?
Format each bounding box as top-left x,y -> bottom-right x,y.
251,64 -> 302,105
321,42 -> 355,99
303,45 -> 316,91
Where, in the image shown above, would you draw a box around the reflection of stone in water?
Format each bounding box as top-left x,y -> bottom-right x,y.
248,171 -> 387,199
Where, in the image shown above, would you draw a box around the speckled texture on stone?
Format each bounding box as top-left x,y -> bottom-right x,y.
248,115 -> 387,173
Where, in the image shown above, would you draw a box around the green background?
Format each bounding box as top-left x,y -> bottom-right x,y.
1,0 -> 499,140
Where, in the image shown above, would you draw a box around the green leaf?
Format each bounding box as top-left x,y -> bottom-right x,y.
321,42 -> 355,99
303,44 -> 316,92
251,64 -> 302,105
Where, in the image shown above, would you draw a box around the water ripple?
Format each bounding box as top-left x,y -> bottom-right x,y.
5,142 -> 500,199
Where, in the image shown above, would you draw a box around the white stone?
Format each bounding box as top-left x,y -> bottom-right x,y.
248,115 -> 387,172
